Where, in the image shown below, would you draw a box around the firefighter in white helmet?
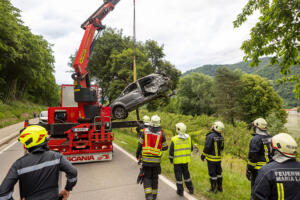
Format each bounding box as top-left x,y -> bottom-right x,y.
169,122 -> 194,196
137,115 -> 151,164
136,115 -> 168,200
246,118 -> 272,195
0,125 -> 77,200
252,133 -> 300,200
201,121 -> 225,193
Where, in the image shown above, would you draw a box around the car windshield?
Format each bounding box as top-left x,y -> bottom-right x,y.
123,83 -> 137,95
40,111 -> 48,117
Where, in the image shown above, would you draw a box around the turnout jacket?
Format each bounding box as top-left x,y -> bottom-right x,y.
202,131 -> 224,162
248,130 -> 272,171
252,159 -> 300,200
136,126 -> 168,167
169,135 -> 193,164
0,147 -> 77,200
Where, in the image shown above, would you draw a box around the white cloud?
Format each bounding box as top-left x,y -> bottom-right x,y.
11,0 -> 259,84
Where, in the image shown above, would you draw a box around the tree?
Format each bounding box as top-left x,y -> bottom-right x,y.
239,74 -> 287,124
214,68 -> 243,125
234,0 -> 300,98
177,73 -> 215,116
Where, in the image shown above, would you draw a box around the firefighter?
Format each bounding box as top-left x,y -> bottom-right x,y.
246,118 -> 272,193
137,115 -> 151,138
252,133 -> 300,200
136,115 -> 168,200
0,125 -> 77,200
169,122 -> 194,196
201,121 -> 225,193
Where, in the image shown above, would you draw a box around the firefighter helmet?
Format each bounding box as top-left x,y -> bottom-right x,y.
143,115 -> 150,125
176,122 -> 186,134
253,118 -> 267,130
212,121 -> 224,133
271,133 -> 297,158
19,125 -> 49,149
151,115 -> 160,127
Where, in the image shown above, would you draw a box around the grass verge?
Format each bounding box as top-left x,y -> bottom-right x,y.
114,128 -> 251,200
0,101 -> 47,128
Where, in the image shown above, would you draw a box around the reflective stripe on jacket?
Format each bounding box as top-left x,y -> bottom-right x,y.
170,135 -> 192,164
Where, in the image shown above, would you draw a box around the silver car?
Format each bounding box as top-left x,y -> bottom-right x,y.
110,73 -> 170,119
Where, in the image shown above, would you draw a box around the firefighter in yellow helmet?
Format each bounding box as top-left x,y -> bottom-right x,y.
201,121 -> 225,193
246,118 -> 272,195
0,125 -> 77,200
252,133 -> 300,200
169,122 -> 194,196
136,115 -> 168,200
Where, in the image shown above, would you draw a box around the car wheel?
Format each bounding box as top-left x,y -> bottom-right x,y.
113,106 -> 127,119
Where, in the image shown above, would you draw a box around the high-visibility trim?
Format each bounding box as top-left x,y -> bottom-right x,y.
174,148 -> 191,152
254,161 -> 267,169
174,154 -> 191,158
264,145 -> 269,163
217,175 -> 222,178
210,177 -> 217,180
185,178 -> 191,182
176,181 -> 183,184
68,177 -> 77,182
144,187 -> 152,194
0,192 -> 13,200
169,155 -> 174,159
155,135 -> 161,149
142,157 -> 161,163
203,153 -> 221,162
152,189 -> 158,194
139,138 -> 144,144
277,183 -> 284,200
247,161 -> 257,167
162,142 -> 168,147
17,159 -> 60,175
214,141 -> 218,157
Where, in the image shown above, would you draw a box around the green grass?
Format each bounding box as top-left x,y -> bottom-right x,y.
113,128 -> 251,200
0,100 -> 47,128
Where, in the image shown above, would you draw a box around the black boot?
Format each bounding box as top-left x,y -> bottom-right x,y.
217,177 -> 223,192
208,179 -> 217,193
152,194 -> 157,200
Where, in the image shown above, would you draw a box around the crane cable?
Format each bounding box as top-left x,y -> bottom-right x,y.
133,0 -> 137,82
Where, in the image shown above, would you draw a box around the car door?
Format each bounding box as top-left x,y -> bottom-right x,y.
119,83 -> 143,110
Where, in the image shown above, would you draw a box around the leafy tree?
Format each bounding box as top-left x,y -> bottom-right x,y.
214,68 -> 243,125
266,111 -> 288,135
239,74 -> 287,124
177,73 -> 215,116
233,0 -> 300,98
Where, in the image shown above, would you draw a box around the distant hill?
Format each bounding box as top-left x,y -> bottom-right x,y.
183,57 -> 300,108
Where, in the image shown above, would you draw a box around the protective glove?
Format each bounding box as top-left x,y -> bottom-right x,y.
201,154 -> 205,161
137,167 -> 144,184
246,165 -> 252,181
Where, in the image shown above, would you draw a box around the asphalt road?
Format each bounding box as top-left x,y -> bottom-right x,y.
0,123 -> 197,200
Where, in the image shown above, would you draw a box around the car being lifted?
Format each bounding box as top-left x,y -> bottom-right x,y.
110,73 -> 170,119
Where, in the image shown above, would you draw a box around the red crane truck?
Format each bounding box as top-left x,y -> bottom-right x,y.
24,0 -> 135,163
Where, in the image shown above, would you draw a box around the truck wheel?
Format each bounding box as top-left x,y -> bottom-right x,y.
113,106 -> 127,119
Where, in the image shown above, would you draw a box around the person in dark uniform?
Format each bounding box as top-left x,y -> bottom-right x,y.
246,118 -> 272,194
169,122 -> 194,196
252,133 -> 300,200
136,115 -> 168,200
0,125 -> 77,200
201,121 -> 225,193
137,115 -> 151,139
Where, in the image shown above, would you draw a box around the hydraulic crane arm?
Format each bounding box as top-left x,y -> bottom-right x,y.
72,0 -> 120,91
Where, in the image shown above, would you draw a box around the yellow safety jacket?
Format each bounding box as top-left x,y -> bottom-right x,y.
142,128 -> 163,164
171,135 -> 192,164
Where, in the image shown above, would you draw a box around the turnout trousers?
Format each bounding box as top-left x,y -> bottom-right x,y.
143,166 -> 160,200
207,161 -> 222,191
174,164 -> 194,195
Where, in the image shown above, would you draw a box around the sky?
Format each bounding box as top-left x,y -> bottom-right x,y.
11,0 -> 259,84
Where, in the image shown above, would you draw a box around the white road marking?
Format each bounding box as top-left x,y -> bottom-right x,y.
113,143 -> 198,200
0,140 -> 18,154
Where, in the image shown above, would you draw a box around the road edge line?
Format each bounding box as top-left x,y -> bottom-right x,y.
0,132 -> 19,147
0,140 -> 18,154
113,143 -> 198,200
